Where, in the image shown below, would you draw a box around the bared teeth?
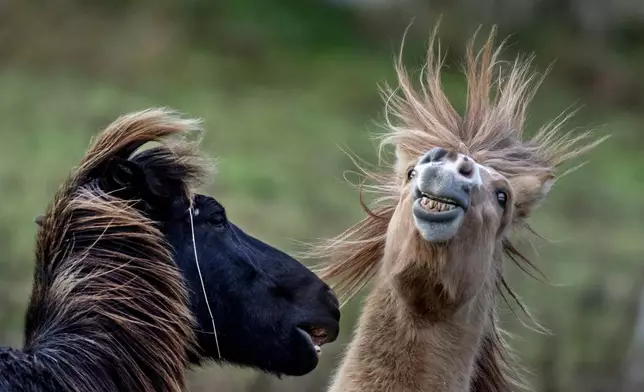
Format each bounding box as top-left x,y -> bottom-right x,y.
420,195 -> 456,212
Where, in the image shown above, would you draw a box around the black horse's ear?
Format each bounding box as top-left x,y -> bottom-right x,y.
34,215 -> 44,226
104,158 -> 144,191
99,158 -> 153,212
100,157 -> 179,219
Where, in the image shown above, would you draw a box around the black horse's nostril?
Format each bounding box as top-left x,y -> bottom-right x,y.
327,288 -> 339,307
318,285 -> 340,315
325,289 -> 341,321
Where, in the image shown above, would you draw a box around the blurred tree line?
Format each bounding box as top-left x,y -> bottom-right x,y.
0,1 -> 642,391
5,0 -> 644,108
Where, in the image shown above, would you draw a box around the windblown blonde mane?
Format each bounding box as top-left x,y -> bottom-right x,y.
312,27 -> 605,390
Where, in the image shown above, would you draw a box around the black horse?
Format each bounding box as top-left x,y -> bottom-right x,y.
96,109 -> 341,375
3,109 -> 339,391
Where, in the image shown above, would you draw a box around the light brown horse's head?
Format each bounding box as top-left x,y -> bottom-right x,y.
375,25 -> 600,289
313,26 -> 605,391
314,25 -> 604,308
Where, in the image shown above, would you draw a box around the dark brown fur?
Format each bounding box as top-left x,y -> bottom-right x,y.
18,109 -> 207,392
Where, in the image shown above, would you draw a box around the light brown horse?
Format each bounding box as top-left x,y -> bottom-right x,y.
313,28 -> 604,392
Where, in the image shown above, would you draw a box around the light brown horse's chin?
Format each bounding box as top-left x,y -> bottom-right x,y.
412,200 -> 465,243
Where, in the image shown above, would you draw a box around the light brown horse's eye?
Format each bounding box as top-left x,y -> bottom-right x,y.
496,190 -> 507,208
407,168 -> 417,181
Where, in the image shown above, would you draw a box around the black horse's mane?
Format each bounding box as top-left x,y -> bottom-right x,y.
0,109 -> 210,392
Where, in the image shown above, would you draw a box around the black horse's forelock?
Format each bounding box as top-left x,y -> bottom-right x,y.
8,108 -> 211,392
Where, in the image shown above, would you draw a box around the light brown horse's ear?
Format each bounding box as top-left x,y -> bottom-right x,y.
394,146 -> 412,170
34,215 -> 44,226
393,146 -> 412,184
511,172 -> 555,219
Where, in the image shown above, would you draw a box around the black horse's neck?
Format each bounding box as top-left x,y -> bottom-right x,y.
0,346 -> 63,391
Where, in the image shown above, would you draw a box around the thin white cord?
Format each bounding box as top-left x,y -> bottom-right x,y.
188,207 -> 221,359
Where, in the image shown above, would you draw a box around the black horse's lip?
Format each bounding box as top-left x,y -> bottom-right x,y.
298,324 -> 334,342
297,327 -> 330,356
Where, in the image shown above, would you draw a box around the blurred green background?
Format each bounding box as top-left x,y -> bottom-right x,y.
0,1 -> 642,391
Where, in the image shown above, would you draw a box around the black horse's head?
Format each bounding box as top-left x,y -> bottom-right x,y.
88,140 -> 340,376
164,193 -> 340,375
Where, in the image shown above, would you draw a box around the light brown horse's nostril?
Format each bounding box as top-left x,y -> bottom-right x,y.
458,160 -> 474,177
420,147 -> 448,164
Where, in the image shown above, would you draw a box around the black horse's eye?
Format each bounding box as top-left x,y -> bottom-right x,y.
191,202 -> 227,227
407,168 -> 417,181
496,190 -> 508,208
207,208 -> 227,226
210,214 -> 227,226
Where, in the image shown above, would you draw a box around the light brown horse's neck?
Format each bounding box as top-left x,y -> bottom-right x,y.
328,255 -> 495,392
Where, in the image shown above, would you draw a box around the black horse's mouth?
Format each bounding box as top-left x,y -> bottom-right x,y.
297,325 -> 332,356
